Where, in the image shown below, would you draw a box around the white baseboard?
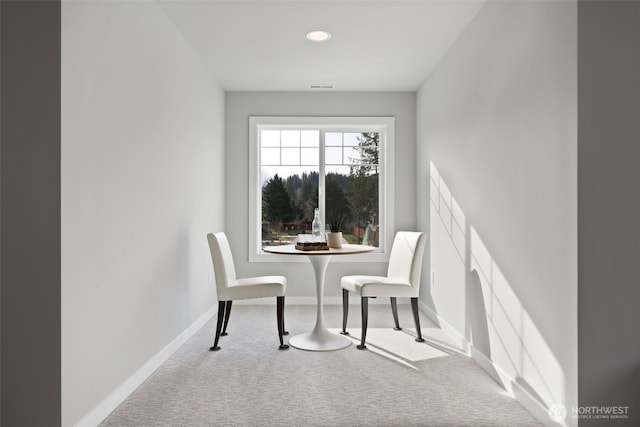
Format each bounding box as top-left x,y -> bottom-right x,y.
417,300 -> 563,427
233,296 -> 411,305
75,305 -> 217,427
419,301 -> 470,354
469,347 -> 564,427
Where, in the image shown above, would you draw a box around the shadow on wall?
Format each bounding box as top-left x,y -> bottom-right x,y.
427,161 -> 567,424
465,268 -> 498,382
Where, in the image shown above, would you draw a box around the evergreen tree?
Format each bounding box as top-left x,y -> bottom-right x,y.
354,132 -> 379,175
262,174 -> 296,224
286,174 -> 302,204
300,171 -> 319,222
346,133 -> 380,226
326,173 -> 351,228
346,173 -> 378,226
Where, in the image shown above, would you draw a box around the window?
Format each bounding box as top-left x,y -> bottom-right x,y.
249,117 -> 394,262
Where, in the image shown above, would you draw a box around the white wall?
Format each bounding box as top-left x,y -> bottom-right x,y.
225,92 -> 416,299
61,1 -> 224,425
416,1 -> 577,425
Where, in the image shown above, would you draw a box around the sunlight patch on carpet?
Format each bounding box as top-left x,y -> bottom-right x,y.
329,328 -> 450,369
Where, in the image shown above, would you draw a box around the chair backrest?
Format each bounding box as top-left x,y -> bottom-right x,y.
386,231 -> 426,289
207,232 -> 237,292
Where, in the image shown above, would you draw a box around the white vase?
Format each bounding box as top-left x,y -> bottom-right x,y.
327,232 -> 343,248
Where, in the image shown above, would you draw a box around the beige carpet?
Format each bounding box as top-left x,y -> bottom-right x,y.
101,304 -> 541,427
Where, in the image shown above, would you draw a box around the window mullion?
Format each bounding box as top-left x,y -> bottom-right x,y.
319,129 -> 326,232
279,130 -> 283,165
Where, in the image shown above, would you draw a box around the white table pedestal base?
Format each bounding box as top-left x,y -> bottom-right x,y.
288,255 -> 352,351
288,331 -> 351,351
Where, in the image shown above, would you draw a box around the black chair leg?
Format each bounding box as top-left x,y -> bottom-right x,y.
357,296 -> 369,349
390,297 -> 402,330
411,297 -> 425,342
277,296 -> 289,350
210,301 -> 226,351
221,300 -> 233,336
340,289 -> 350,335
283,298 -> 289,335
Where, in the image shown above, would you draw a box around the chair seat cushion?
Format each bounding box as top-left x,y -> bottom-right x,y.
341,275 -> 417,298
219,276 -> 286,301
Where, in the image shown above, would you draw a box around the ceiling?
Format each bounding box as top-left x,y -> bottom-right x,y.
158,0 -> 485,92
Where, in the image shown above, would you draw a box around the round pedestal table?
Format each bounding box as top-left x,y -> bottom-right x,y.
263,244 -> 374,351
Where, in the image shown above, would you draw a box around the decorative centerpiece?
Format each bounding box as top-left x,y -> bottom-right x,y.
295,241 -> 329,251
327,213 -> 346,249
295,208 -> 329,250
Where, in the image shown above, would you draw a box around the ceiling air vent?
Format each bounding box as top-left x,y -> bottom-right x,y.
308,84 -> 334,89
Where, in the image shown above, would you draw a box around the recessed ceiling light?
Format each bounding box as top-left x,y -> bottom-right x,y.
306,30 -> 331,42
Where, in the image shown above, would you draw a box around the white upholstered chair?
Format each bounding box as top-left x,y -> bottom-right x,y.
340,231 -> 427,349
207,232 -> 289,351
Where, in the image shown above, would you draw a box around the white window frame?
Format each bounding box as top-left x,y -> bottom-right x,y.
249,116 -> 395,263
